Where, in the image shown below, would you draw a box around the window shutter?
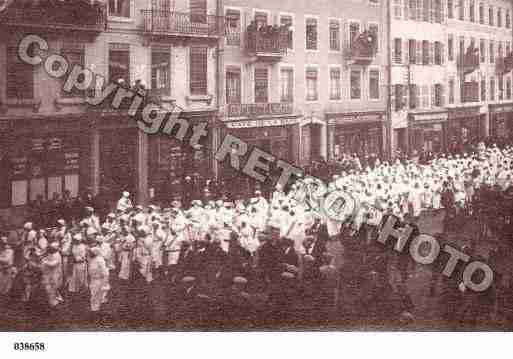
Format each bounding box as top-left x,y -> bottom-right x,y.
403,84 -> 409,108
416,84 -> 421,108
404,0 -> 409,20
190,46 -> 208,95
403,39 -> 409,65
417,0 -> 422,19
429,42 -> 435,64
190,0 -> 207,23
431,84 -> 436,106
416,40 -> 422,64
441,43 -> 445,64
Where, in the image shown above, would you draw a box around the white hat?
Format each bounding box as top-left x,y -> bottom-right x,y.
123,191 -> 130,197
24,222 -> 33,230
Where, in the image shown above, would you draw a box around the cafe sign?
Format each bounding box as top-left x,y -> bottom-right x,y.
225,117 -> 299,129
489,103 -> 513,113
227,103 -> 293,118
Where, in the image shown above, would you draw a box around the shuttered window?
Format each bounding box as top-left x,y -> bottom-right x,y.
306,68 -> 318,101
190,0 -> 207,23
281,15 -> 294,50
369,70 -> 380,100
7,47 -> 34,99
61,44 -> 85,98
254,68 -> 269,103
330,20 -> 340,51
226,9 -> 241,46
350,69 -> 361,100
330,68 -> 341,100
108,43 -> 130,85
306,18 -> 318,50
226,67 -> 241,104
151,49 -> 171,96
280,68 -> 294,103
190,46 -> 208,95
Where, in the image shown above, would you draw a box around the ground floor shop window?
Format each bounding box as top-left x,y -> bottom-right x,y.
7,134 -> 81,207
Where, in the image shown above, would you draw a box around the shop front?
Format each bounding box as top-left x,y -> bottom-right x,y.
0,116 -> 91,224
408,110 -> 448,154
489,103 -> 513,140
220,103 -> 301,197
447,106 -> 483,153
326,111 -> 385,160
147,111 -> 215,205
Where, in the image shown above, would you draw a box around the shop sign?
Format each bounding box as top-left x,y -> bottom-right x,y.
409,112 -> 448,124
448,107 -> 480,120
226,117 -> 299,129
489,103 -> 513,114
327,113 -> 384,125
227,103 -> 293,118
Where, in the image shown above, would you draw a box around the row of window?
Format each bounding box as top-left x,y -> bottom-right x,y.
393,0 -> 444,22
392,36 -> 512,65
6,44 -> 209,100
447,36 -> 512,63
447,0 -> 511,28
225,67 -> 381,104
393,39 -> 446,65
393,0 -> 512,28
226,10 -> 380,53
394,74 -> 513,111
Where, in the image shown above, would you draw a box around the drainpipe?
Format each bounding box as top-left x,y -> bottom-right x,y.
213,0 -> 224,180
386,0 -> 393,160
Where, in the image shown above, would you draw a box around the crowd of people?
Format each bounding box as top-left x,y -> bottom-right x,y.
1,141 -> 513,329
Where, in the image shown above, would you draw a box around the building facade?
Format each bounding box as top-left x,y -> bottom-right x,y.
389,0 -> 513,155
0,0 -> 224,222
220,0 -> 388,183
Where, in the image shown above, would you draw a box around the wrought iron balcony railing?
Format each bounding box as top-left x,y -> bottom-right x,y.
245,26 -> 289,59
0,2 -> 106,33
141,10 -> 224,38
348,31 -> 377,64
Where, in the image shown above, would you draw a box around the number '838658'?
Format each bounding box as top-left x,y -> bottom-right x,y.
13,342 -> 46,351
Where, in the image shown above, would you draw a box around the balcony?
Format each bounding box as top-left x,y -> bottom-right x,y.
245,26 -> 289,61
347,30 -> 377,65
496,53 -> 513,74
141,10 -> 224,41
227,102 -> 293,118
0,1 -> 106,36
457,47 -> 480,75
461,82 -> 480,103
